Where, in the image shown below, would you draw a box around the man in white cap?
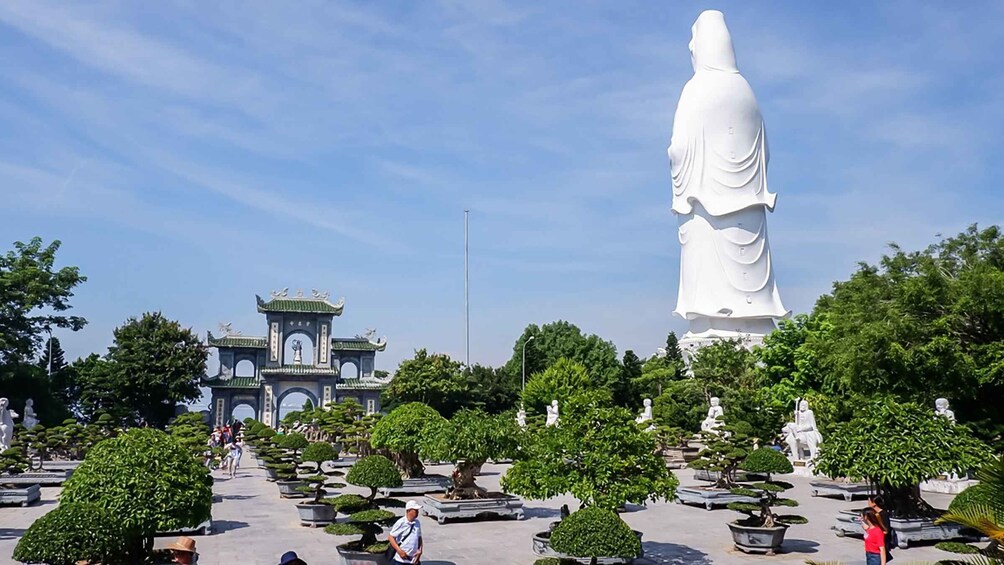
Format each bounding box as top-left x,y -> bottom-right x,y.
388,500 -> 424,564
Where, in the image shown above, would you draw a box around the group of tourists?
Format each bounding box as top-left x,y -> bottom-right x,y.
166,498 -> 425,564
205,419 -> 244,478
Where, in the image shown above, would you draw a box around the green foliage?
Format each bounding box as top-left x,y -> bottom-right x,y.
742,446 -> 793,475
936,541 -> 982,554
0,237 -> 87,364
727,448 -> 805,528
59,428 -> 212,556
652,379 -> 706,434
346,455 -> 402,500
633,335 -> 686,402
380,349 -> 469,417
325,522 -> 366,536
522,358 -> 599,414
938,456 -> 1004,556
13,503 -> 129,565
371,402 -> 445,477
0,447 -> 29,478
302,441 -> 339,465
690,339 -> 757,397
279,432 -> 309,453
326,493 -> 370,513
168,412 -> 211,458
549,507 -> 641,558
421,409 -> 522,498
504,321 -> 621,400
502,391 -> 678,510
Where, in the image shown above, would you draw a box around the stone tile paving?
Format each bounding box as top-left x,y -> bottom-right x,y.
0,458 -> 961,565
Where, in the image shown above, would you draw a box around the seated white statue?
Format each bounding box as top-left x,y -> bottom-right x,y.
935,398 -> 956,424
782,400 -> 823,462
22,398 -> 38,430
516,407 -> 527,429
545,400 -> 560,427
700,397 -> 724,433
635,399 -> 653,424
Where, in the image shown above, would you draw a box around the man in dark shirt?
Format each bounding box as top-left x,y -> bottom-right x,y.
868,494 -> 894,560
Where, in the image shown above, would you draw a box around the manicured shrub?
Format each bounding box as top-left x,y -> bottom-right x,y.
742,446 -> 794,475
279,432 -> 309,453
13,503 -> 130,565
935,541 -> 981,554
370,402 -> 445,477
302,441 -> 339,469
59,428 -> 212,558
325,493 -> 370,513
550,507 -> 641,558
346,455 -> 402,501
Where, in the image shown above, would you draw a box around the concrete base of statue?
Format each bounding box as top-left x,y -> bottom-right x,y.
786,460 -> 819,477
421,493 -> 523,524
920,477 -> 979,494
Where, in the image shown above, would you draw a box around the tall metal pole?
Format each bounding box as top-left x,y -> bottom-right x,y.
46,327 -> 53,377
464,209 -> 470,367
521,335 -> 535,391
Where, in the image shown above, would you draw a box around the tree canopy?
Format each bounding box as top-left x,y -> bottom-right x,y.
503,321 -> 620,397
380,349 -> 468,417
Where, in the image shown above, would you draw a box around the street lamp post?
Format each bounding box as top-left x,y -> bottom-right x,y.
521,335 -> 535,391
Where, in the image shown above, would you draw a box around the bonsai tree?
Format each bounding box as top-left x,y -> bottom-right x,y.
346,455 -> 403,501
279,432 -> 309,457
728,447 -> 806,529
168,413 -> 212,459
815,400 -> 990,517
420,408 -> 520,499
325,507 -> 398,555
59,428 -> 212,559
13,503 -> 130,565
689,417 -> 755,489
297,442 -> 345,504
371,402 -> 446,478
936,455 -> 1004,558
548,507 -> 642,565
502,391 -> 678,511
0,447 -> 30,486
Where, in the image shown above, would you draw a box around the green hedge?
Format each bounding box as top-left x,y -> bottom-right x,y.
13,503 -> 130,565
550,507 -> 641,558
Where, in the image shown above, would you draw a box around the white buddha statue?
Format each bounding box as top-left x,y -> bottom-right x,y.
516,406 -> 527,429
668,10 -> 788,350
22,398 -> 38,430
0,398 -> 19,452
636,398 -> 653,424
545,400 -> 560,427
701,397 -> 724,433
782,399 -> 823,462
935,398 -> 956,424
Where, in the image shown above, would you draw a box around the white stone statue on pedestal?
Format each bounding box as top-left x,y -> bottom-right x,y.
701,397 -> 724,433
291,339 -> 303,365
668,10 -> 788,354
935,398 -> 956,424
22,399 -> 38,430
636,399 -> 653,424
0,398 -> 19,452
782,399 -> 822,462
516,407 -> 527,429
545,400 -> 559,427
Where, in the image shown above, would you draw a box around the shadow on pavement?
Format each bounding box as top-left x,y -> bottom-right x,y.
641,541 -> 713,564
0,528 -> 26,540
212,520 -> 250,534
781,538 -> 821,554
220,494 -> 258,501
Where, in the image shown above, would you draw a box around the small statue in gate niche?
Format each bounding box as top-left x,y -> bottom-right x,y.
292,339 -> 303,365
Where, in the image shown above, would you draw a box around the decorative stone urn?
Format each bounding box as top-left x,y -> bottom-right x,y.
335,545 -> 391,565
728,522 -> 788,554
276,479 -> 305,498
296,501 -> 335,527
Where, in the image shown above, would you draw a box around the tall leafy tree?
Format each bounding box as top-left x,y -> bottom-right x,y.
0,238 -> 86,363
616,350 -> 643,407
380,349 -> 468,417
464,363 -> 519,414
503,321 -> 620,396
521,358 -> 600,414
689,338 -> 757,399
37,336 -> 79,413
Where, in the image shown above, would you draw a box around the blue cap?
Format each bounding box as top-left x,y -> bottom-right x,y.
279,551 -> 306,565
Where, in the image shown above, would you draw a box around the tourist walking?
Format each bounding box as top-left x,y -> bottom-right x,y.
278,550 -> 307,565
167,536 -> 199,564
388,500 -> 424,564
224,436 -> 243,478
861,508 -> 888,565
868,495 -> 894,560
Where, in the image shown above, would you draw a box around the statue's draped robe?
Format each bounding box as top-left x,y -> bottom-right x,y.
669,11 -> 787,335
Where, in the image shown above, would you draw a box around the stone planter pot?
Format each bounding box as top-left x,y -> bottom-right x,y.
0,484 -> 41,507
378,474 -> 451,497
421,493 -> 523,524
336,544 -> 391,565
264,468 -> 279,481
532,530 -> 643,564
728,522 -> 788,554
833,509 -> 984,548
4,469 -> 73,486
297,502 -> 335,526
276,479 -> 306,498
810,480 -> 874,501
676,486 -> 761,510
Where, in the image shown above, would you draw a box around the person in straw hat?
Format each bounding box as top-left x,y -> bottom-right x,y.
166,536 -> 198,564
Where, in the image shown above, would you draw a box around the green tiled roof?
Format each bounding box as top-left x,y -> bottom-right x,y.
332,339 -> 386,352
260,365 -> 339,376
206,332 -> 266,349
202,376 -> 260,389
337,379 -> 390,390
256,294 -> 344,314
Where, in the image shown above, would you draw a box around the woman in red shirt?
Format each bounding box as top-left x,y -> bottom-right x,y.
862,508 -> 887,565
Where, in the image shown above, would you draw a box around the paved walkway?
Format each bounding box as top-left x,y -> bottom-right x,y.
0,457 -> 962,564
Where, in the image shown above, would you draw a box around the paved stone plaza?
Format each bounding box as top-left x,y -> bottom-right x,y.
0,461 -> 959,565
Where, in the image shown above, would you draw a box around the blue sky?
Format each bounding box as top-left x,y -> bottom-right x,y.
2,1 -> 1003,379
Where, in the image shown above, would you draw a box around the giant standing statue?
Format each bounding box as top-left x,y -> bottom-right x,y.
668,10 -> 788,353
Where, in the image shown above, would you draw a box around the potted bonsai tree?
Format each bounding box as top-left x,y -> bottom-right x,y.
815,400 -> 990,548
678,417 -> 761,510
296,441 -> 344,527
418,408 -> 524,523
0,447 -> 40,507
545,507 -> 644,565
370,402 -> 450,495
325,455 -> 403,563
502,391 -> 677,562
726,447 -> 806,554
13,502 -> 130,565
275,432 -> 309,497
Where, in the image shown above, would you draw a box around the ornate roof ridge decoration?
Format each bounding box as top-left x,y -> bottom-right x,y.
260,365 -> 339,376
206,331 -> 267,349
337,378 -> 390,390
256,293 -> 345,315
200,375 -> 260,389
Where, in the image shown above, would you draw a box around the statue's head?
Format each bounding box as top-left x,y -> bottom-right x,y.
710,396 -> 720,407
689,10 -> 738,74
551,399 -> 558,407
643,398 -> 652,407
0,398 -> 6,409
935,398 -> 949,410
798,400 -> 809,411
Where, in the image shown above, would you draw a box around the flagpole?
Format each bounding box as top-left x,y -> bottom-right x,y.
464,209 -> 470,368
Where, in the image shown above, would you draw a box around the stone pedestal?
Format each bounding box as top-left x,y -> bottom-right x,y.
0,484 -> 41,506
786,460 -> 818,477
